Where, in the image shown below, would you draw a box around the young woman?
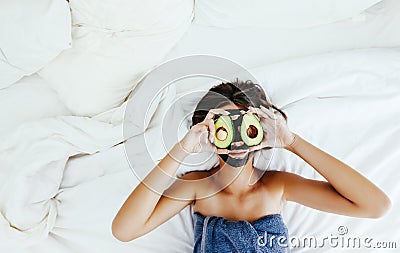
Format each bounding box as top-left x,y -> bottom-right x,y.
112,80 -> 391,252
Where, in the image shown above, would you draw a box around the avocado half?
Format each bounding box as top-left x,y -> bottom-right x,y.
240,114 -> 263,146
213,115 -> 234,148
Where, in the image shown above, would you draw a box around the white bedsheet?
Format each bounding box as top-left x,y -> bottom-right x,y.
1,48 -> 399,253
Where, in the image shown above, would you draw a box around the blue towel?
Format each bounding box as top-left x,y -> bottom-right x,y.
193,212 -> 290,253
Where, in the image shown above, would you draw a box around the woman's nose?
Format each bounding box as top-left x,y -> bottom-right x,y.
231,141 -> 245,147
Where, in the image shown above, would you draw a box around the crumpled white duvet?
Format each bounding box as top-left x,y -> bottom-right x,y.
0,116 -> 122,249
1,48 -> 400,253
0,80 -> 176,251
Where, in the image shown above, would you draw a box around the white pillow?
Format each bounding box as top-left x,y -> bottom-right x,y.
194,0 -> 382,28
39,0 -> 194,116
166,0 -> 400,70
0,0 -> 71,89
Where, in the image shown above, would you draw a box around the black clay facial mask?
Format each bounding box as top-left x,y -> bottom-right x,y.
214,109 -> 253,167
219,153 -> 250,168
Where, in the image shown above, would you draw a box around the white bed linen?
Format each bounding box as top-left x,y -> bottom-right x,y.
0,0 -> 71,89
194,0 -> 382,29
166,0 -> 400,85
0,74 -> 71,140
38,0 -> 194,116
1,48 -> 399,253
252,48 -> 400,252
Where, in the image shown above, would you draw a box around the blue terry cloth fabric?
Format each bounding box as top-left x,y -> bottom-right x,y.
193,212 -> 290,253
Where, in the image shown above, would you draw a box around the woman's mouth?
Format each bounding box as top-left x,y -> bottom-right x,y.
227,149 -> 249,158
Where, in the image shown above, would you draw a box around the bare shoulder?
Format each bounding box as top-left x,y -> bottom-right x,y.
262,170 -> 299,179
178,170 -> 213,180
261,169 -> 281,182
261,170 -> 312,202
176,170 -> 213,190
162,170 -> 211,201
177,169 -> 216,199
259,170 -> 294,209
261,170 -> 300,186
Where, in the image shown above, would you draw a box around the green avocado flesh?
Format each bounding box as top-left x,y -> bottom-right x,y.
241,114 -> 263,146
213,115 -> 234,148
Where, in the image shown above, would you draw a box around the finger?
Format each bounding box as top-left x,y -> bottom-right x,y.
216,148 -> 229,154
249,146 -> 274,153
210,108 -> 230,115
248,145 -> 263,152
204,109 -> 229,121
247,106 -> 256,115
260,108 -> 276,120
210,145 -> 217,153
249,144 -> 273,152
260,105 -> 277,119
248,106 -> 257,113
204,110 -> 216,121
207,118 -> 215,143
247,107 -> 262,121
252,107 -> 271,120
199,128 -> 210,147
250,107 -> 261,115
193,122 -> 207,132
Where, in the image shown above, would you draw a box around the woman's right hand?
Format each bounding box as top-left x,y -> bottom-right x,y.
179,109 -> 229,154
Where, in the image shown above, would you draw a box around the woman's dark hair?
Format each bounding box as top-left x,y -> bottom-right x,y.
191,79 -> 287,127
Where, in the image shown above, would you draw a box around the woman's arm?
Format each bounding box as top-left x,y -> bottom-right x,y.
112,109 -> 224,242
111,143 -> 194,242
282,134 -> 392,218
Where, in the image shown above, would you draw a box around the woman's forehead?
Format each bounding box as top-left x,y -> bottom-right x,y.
219,103 -> 246,111
215,109 -> 246,121
225,109 -> 245,115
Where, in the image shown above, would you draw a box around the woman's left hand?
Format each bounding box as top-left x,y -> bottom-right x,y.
247,105 -> 296,150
